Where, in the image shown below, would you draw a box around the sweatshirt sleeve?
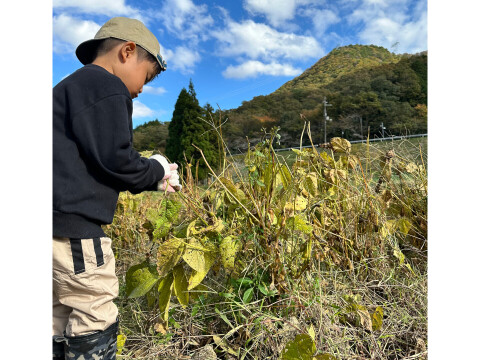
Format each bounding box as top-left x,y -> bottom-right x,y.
70,94 -> 165,193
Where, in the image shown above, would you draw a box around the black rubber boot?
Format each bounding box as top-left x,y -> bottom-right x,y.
53,336 -> 65,359
60,321 -> 119,360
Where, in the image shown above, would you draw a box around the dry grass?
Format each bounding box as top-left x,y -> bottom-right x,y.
105,133 -> 427,359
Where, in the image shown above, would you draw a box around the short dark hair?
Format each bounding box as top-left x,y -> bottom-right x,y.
94,38 -> 162,81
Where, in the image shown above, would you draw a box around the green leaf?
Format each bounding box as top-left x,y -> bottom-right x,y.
153,216 -> 171,239
219,235 -> 241,271
146,208 -> 162,224
243,287 -> 254,304
281,334 -> 316,360
158,272 -> 174,324
286,215 -> 313,234
213,335 -> 240,356
173,264 -> 189,308
371,306 -> 384,331
125,262 -> 159,299
258,283 -> 269,296
163,198 -> 182,222
215,307 -> 234,329
156,237 -> 185,278
256,179 -> 266,187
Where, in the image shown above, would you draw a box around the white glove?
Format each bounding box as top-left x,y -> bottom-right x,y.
168,170 -> 182,191
157,170 -> 182,192
149,154 -> 178,180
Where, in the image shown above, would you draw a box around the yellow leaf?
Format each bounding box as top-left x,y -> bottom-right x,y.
156,237 -> 185,278
307,324 -> 315,341
397,218 -> 412,235
304,173 -> 318,196
294,196 -> 308,211
371,306 -> 384,331
157,273 -> 174,324
405,163 -> 419,173
173,264 -> 189,308
393,247 -> 405,265
186,220 -> 198,237
183,238 -> 209,272
219,235 -> 241,271
278,164 -> 291,187
330,137 -> 351,153
191,218 -> 225,236
380,220 -> 397,238
219,176 -> 246,201
188,264 -> 212,290
185,241 -> 216,290
116,334 -> 127,355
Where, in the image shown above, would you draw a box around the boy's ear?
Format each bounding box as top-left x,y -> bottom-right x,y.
119,41 -> 137,62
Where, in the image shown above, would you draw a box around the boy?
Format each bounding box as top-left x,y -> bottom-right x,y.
52,17 -> 180,359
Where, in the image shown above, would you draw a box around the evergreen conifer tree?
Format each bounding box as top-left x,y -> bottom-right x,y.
166,80 -> 219,180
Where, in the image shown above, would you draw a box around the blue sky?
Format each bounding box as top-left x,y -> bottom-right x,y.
52,0 -> 427,128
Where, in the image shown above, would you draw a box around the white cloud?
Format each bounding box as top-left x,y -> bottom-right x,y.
223,60 -> 302,79
161,46 -> 200,74
348,0 -> 410,25
143,86 -> 167,95
212,19 -> 323,61
244,0 -> 297,27
53,0 -> 141,18
344,0 -> 427,53
156,0 -> 214,44
303,8 -> 341,36
243,0 -> 320,27
358,11 -> 427,53
132,101 -> 154,118
53,14 -> 100,53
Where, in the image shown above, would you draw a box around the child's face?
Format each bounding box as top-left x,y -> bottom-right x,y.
118,54 -> 157,99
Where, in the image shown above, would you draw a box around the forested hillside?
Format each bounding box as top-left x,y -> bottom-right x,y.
134,45 -> 427,153
222,45 -> 427,151
133,119 -> 169,153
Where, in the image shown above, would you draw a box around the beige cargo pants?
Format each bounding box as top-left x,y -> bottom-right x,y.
52,237 -> 119,337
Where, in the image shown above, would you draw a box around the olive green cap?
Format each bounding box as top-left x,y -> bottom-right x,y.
75,17 -> 167,71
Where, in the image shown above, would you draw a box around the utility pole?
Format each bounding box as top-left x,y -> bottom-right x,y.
380,122 -> 386,138
323,96 -> 332,143
359,116 -> 363,140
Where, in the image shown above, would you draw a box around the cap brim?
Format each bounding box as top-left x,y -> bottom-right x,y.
76,38 -> 104,65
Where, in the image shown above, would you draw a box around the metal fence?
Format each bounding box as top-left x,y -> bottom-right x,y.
274,133 -> 428,152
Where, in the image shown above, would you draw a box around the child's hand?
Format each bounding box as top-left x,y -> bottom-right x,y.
167,170 -> 182,191
149,155 -> 178,180
158,170 -> 182,192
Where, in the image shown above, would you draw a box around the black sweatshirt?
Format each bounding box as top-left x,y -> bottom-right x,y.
53,64 -> 165,239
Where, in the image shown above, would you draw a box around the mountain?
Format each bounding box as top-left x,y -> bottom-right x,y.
221,45 -> 427,151
277,45 -> 402,92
